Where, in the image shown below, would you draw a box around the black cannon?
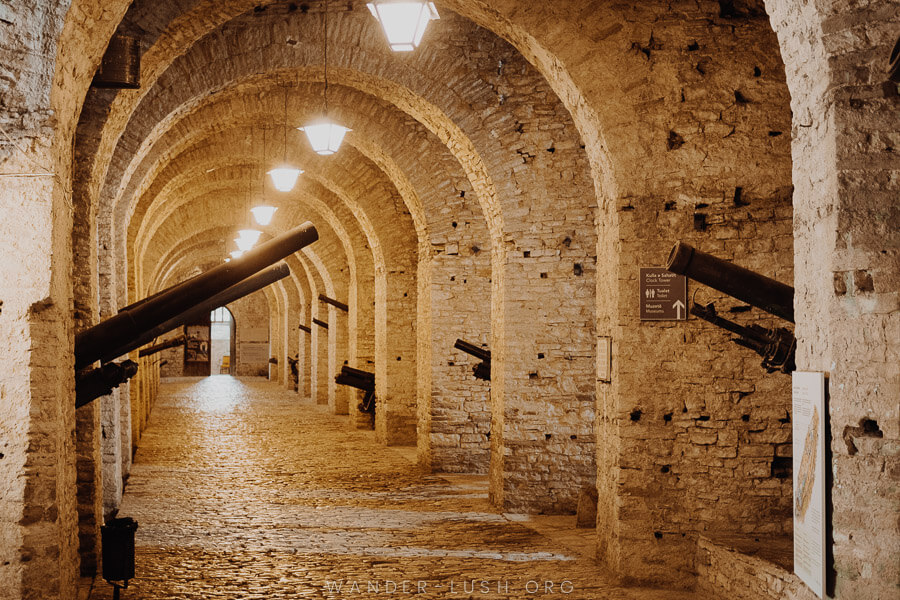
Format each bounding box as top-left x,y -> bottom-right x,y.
335,365 -> 376,413
666,241 -> 796,373
454,339 -> 491,381
137,334 -> 185,358
74,222 -> 318,407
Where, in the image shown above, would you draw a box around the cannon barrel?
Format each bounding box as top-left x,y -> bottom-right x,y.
76,360 -> 138,409
454,339 -> 491,362
138,335 -> 185,358
335,366 -> 375,392
318,294 -> 349,312
298,324 -> 312,334
75,223 -> 317,369
98,262 -> 291,365
666,242 -> 794,323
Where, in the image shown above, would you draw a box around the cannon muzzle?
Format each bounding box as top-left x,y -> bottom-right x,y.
666,241 -> 794,323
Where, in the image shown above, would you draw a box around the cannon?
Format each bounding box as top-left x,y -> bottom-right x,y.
454,339 -> 491,381
137,334 -> 185,358
75,262 -> 294,407
666,242 -> 796,373
76,222 -> 317,370
74,221 -> 318,407
335,365 -> 376,413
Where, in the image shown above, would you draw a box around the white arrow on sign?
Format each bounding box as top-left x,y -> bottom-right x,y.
673,300 -> 685,319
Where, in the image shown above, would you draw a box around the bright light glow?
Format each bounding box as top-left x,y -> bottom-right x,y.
224,257 -> 231,262
298,121 -> 351,155
268,166 -> 302,192
251,205 -> 278,225
234,237 -> 255,252
230,250 -> 244,259
238,229 -> 262,245
367,1 -> 439,51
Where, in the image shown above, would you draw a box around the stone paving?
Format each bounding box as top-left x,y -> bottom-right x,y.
88,377 -> 706,600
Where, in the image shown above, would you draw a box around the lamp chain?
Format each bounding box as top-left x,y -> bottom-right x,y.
324,0 -> 329,116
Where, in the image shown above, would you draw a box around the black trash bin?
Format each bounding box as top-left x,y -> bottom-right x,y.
101,517 -> 138,584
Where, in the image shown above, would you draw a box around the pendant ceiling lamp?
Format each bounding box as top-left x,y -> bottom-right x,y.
367,1 -> 439,52
234,236 -> 255,252
251,205 -> 277,226
238,229 -> 262,246
299,0 -> 350,155
252,126 -> 278,225
268,85 -> 302,192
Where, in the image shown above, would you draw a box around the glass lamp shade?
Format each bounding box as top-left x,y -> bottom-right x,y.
298,121 -> 351,155
229,250 -> 244,259
234,237 -> 255,252
367,1 -> 439,51
237,229 -> 262,245
251,205 -> 278,226
267,166 -> 302,192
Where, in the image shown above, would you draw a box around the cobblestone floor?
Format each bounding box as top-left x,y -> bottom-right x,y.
89,377 -> 705,600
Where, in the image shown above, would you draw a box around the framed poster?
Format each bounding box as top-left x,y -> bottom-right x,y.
792,371 -> 827,599
184,325 -> 210,362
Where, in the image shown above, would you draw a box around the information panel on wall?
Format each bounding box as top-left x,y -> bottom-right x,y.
792,371 -> 827,599
639,268 -> 687,321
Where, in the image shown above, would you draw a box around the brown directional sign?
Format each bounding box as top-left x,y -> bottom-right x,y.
640,268 -> 687,321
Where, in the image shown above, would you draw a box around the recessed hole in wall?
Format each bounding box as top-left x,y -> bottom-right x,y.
529,372 -> 538,379
396,356 -> 402,361
842,418 -> 883,455
630,410 -> 642,422
545,433 -> 552,440
299,3 -> 309,12
663,412 -> 673,422
853,270 -> 875,293
734,90 -> 749,104
661,465 -> 670,473
741,414 -> 750,422
753,66 -> 762,77
485,432 -> 490,439
654,531 -> 663,539
771,456 -> 791,479
574,263 -> 583,276
667,130 -> 685,150
459,191 -> 465,197
547,147 -> 556,153
463,279 -> 467,283
778,412 -> 791,424
403,292 -> 408,297
523,250 -> 531,258
451,221 -> 458,228
664,201 -> 676,211
562,236 -> 572,247
733,186 -> 749,207
540,273 -> 548,279
570,435 -> 577,440
537,353 -> 545,359
450,276 -> 455,281
687,41 -> 699,51
693,213 -> 707,231
768,130 -> 783,137
697,415 -> 710,422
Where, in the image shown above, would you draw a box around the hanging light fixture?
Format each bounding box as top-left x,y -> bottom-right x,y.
268,85 -> 302,192
299,0 -> 350,155
238,229 -> 262,245
252,126 -> 278,225
234,236 -> 255,252
251,205 -> 277,226
367,1 -> 439,52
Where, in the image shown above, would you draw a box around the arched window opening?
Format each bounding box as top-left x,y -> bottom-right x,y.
210,306 -> 235,375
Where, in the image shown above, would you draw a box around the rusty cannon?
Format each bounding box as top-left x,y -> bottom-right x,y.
454,339 -> 491,381
74,222 -> 318,407
335,365 -> 376,414
666,241 -> 796,373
